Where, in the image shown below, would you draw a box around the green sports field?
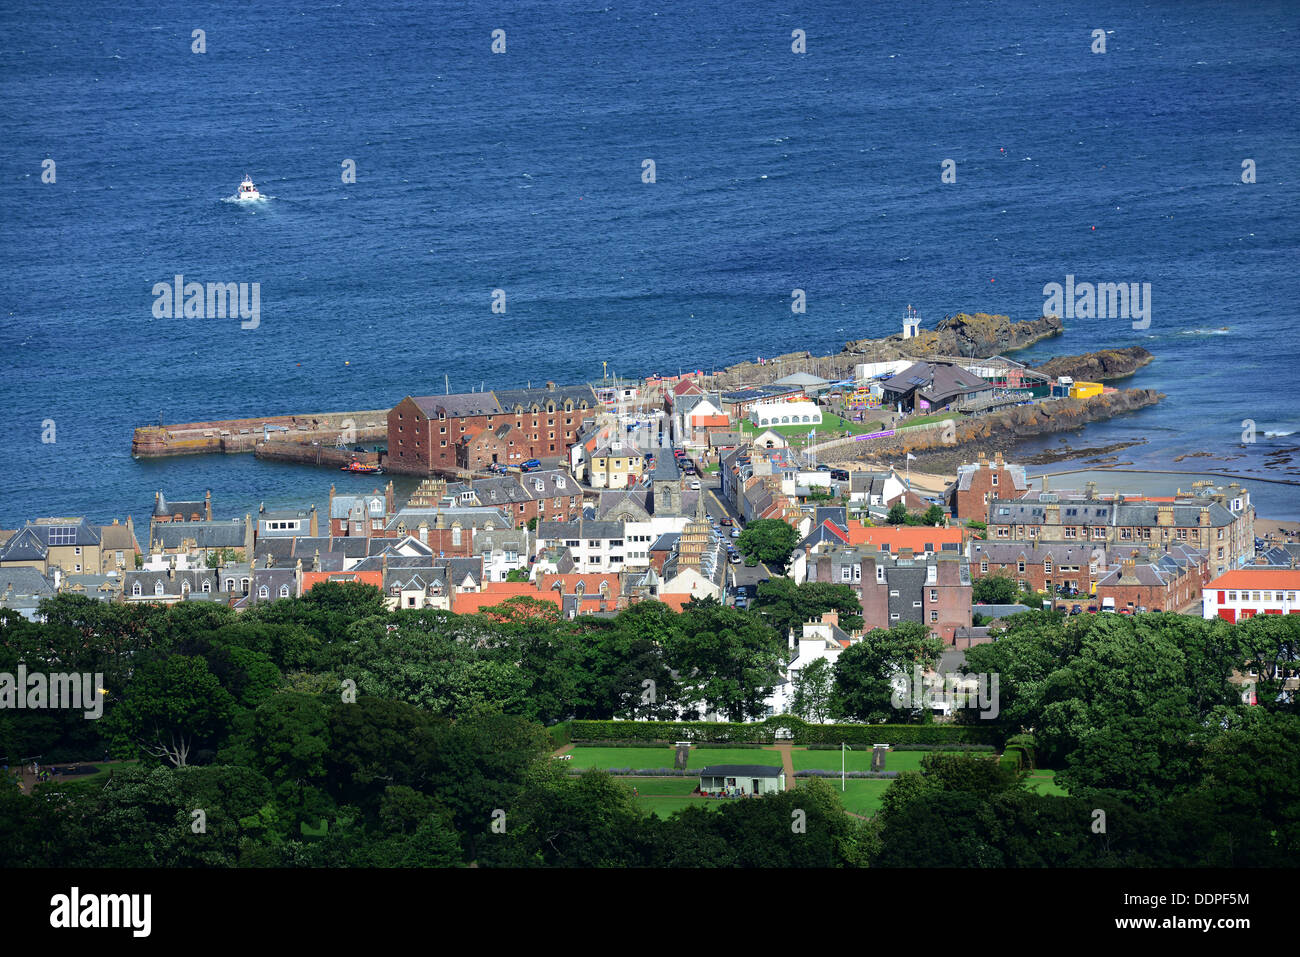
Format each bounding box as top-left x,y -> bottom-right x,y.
798,777 -> 892,817
563,746 -> 785,772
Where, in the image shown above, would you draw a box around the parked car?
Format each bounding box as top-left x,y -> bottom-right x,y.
1087,604 -> 1098,613
1071,604 -> 1084,615
729,554 -> 742,564
720,517 -> 733,526
690,480 -> 701,490
734,596 -> 748,608
732,528 -> 741,538
521,459 -> 541,471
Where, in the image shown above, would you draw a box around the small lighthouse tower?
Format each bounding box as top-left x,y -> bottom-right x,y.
902,304 -> 921,339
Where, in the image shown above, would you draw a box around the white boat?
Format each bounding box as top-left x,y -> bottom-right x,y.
236,175 -> 261,201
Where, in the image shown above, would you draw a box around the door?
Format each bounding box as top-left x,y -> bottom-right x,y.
752,778 -> 760,795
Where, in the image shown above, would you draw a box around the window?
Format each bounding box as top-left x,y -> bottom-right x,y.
889,589 -> 900,597
259,585 -> 270,599
154,581 -> 164,596
890,613 -> 899,620
930,610 -> 939,622
202,580 -> 211,593
132,582 -> 142,596
991,474 -> 998,486
912,600 -> 922,608
181,580 -> 190,594
841,567 -> 852,582
980,560 -> 988,573
930,588 -> 938,602
279,585 -> 290,598
74,546 -> 82,555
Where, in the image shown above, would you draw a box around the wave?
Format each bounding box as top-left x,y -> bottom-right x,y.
1264,430 -> 1296,438
1180,327 -> 1230,335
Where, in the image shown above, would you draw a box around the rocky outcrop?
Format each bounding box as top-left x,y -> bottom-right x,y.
706,314 -> 1066,390
843,313 -> 1063,360
1034,346 -> 1153,381
826,388 -> 1165,472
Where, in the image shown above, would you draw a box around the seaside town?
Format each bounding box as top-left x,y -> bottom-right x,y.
5,312 -> 1296,715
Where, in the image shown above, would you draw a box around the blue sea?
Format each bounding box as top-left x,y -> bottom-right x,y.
3,0 -> 1298,530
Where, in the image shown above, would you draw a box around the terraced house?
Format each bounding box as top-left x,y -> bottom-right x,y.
985,484 -> 1253,577
387,382 -> 601,475
807,545 -> 972,644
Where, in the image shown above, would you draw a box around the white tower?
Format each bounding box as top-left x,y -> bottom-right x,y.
902,304 -> 921,339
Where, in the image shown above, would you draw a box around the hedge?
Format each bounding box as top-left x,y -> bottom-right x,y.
569,716 -> 1002,747
546,721 -> 572,747
795,770 -> 900,779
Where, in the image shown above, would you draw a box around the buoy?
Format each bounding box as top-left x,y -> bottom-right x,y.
345,361 -> 350,366
1091,226 -> 1096,231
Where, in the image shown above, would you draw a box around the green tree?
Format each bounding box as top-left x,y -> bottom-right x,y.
735,519 -> 799,570
886,501 -> 909,525
972,573 -> 1019,605
106,654 -> 236,767
832,622 -> 945,723
669,601 -> 784,721
790,657 -> 835,722
752,578 -> 864,635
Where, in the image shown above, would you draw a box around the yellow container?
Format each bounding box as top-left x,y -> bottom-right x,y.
1069,381 -> 1103,399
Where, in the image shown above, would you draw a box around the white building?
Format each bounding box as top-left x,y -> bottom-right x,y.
765,612 -> 855,719
750,401 -> 822,429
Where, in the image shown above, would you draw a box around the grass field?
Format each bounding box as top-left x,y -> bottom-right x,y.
563,746 -> 786,771
616,776 -> 717,819
799,777 -> 893,817
1024,770 -> 1069,796
740,412 -> 883,440
789,748 -> 978,773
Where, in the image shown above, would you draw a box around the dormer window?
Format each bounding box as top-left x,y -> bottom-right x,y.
202,580 -> 211,593
154,581 -> 165,596
259,585 -> 270,599
279,585 -> 290,598
132,582 -> 142,596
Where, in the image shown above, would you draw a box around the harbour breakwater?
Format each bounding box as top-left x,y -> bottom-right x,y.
131,410 -> 389,458
819,388 -> 1165,473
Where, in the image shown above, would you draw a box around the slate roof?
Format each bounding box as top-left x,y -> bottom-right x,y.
537,519 -> 625,541
330,493 -> 386,520
699,765 -> 784,778
881,362 -> 989,405
150,520 -> 247,550
0,519 -> 102,562
0,567 -> 56,598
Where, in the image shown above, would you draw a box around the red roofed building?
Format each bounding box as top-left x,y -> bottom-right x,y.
842,524 -> 965,554
1202,568 -> 1300,622
302,569 -> 385,593
451,581 -> 562,616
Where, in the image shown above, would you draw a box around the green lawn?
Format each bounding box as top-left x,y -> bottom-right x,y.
740,412 -> 883,439
615,776 -> 716,819
1024,770 -> 1069,796
563,746 -> 784,772
790,748 -> 976,773
799,777 -> 893,817
899,412 -> 957,428
564,747 -> 678,770
688,748 -> 784,769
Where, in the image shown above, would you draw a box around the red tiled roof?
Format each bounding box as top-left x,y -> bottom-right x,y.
1209,569 -> 1300,590
843,525 -> 964,550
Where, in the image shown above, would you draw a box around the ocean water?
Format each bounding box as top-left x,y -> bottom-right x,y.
2,0 -> 1298,531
